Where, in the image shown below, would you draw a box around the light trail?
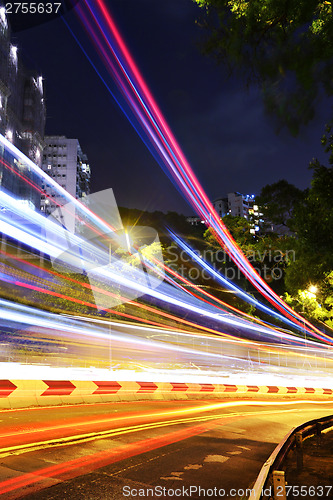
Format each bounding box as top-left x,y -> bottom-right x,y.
1,293 -> 333,386
0,417 -> 235,496
0,188 -> 313,345
0,131 -> 331,386
168,230 -> 329,341
0,400 -> 332,497
0,134 -> 115,237
0,248 -> 259,341
0,298 -> 233,363
0,401 -> 331,457
71,0 -> 331,342
0,132 -> 326,348
0,228 -> 305,349
0,0 -> 331,383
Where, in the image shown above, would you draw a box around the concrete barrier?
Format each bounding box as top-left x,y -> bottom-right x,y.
0,379 -> 332,409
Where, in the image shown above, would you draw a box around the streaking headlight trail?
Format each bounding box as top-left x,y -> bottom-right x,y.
68,0 -> 332,343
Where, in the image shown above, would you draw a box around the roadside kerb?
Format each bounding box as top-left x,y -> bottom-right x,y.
0,380 -> 332,409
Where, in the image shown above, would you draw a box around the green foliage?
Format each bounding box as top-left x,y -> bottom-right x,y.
223,214 -> 255,245
284,248 -> 329,295
204,216 -> 297,299
293,144 -> 333,253
278,129 -> 333,327
194,0 -> 333,133
205,214 -> 254,247
284,274 -> 333,325
118,207 -> 204,238
257,180 -> 303,229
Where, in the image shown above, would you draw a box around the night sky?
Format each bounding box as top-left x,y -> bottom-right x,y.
12,0 -> 333,214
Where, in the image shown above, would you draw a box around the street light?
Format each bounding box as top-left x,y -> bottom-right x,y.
308,285 -> 318,295
124,228 -> 132,253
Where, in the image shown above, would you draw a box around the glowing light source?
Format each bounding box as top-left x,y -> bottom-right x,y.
5,130 -> 13,142
10,45 -> 18,66
37,76 -> 43,94
0,7 -> 7,28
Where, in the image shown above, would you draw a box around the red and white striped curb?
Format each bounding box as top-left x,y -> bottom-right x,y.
0,380 -> 332,398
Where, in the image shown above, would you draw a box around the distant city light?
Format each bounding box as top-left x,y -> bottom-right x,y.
0,7 -> 7,28
32,76 -> 43,94
10,45 -> 18,66
37,76 -> 43,93
5,129 -> 13,142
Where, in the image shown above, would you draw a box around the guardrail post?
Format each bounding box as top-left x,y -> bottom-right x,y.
295,431 -> 303,472
273,471 -> 286,500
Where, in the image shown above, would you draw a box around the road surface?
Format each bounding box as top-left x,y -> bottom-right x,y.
0,399 -> 332,499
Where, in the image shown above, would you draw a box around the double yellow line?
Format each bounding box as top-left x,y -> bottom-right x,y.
0,403 -> 323,458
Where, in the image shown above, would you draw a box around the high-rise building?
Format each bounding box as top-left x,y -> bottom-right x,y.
41,136 -> 91,218
0,6 -> 46,210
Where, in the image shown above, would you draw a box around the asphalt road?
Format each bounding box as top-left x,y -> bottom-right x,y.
0,399 -> 332,499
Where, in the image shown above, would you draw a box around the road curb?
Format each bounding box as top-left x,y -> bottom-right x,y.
0,380 -> 332,409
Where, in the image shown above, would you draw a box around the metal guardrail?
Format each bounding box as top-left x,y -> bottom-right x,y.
249,414 -> 333,500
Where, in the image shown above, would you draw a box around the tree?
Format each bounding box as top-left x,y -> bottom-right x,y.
204,216 -> 296,295
220,214 -> 254,246
282,128 -> 333,326
293,126 -> 333,253
194,0 -> 333,133
257,180 -> 304,230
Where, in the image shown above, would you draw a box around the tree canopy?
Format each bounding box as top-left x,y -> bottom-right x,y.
292,125 -> 333,254
257,179 -> 304,229
194,0 -> 333,133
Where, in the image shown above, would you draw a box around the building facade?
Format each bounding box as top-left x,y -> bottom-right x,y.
227,192 -> 261,234
0,6 -> 45,210
227,192 -> 254,218
41,136 -> 91,217
212,197 -> 228,218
